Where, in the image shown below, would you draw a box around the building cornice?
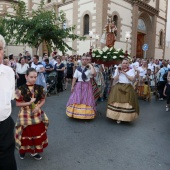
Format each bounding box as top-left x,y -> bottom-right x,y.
1,0 -> 18,3
157,15 -> 167,22
44,2 -> 59,9
58,0 -> 75,8
125,0 -> 159,16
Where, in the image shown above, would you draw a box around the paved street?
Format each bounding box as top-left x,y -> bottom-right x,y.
11,90 -> 170,170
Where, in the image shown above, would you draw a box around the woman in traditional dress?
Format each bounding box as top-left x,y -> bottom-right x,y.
66,55 -> 96,119
15,68 -> 49,160
106,59 -> 139,123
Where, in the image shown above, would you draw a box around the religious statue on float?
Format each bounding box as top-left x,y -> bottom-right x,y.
100,15 -> 117,48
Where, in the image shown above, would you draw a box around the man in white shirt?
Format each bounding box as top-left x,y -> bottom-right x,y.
31,55 -> 47,90
0,35 -> 17,170
49,51 -> 57,67
167,60 -> 170,69
148,59 -> 157,72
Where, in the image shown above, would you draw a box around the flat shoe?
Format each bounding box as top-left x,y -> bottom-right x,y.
30,153 -> 42,160
117,120 -> 121,124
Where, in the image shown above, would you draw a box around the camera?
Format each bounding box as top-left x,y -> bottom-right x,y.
86,63 -> 91,69
118,67 -> 122,71
86,65 -> 90,69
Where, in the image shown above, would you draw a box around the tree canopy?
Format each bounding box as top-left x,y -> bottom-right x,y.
3,0 -> 85,54
0,17 -> 6,37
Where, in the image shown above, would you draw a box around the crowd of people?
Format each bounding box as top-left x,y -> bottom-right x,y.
131,57 -> 170,109
1,32 -> 170,170
4,47 -> 170,106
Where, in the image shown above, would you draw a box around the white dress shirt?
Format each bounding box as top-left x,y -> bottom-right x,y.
0,64 -> 15,121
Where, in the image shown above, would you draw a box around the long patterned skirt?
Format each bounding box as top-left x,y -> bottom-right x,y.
18,122 -> 48,154
106,83 -> 139,122
15,110 -> 49,154
91,78 -> 100,102
66,81 -> 96,119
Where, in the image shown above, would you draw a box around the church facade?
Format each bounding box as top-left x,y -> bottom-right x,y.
57,0 -> 168,59
0,0 -> 168,59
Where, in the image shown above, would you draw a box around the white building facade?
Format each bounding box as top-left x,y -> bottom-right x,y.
57,0 -> 168,59
0,0 -> 168,59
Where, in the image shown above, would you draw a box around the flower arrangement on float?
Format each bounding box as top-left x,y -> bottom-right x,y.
92,46 -> 131,62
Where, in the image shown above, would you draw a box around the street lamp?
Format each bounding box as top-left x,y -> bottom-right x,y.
89,30 -> 93,56
89,30 -> 93,47
95,34 -> 99,48
125,31 -> 130,57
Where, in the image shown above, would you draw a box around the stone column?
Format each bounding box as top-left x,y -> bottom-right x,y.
131,3 -> 138,57
101,0 -> 109,49
72,0 -> 78,55
151,15 -> 157,59
156,0 -> 160,10
163,0 -> 168,59
95,0 -> 103,48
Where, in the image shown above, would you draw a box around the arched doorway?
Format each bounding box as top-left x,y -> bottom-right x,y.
136,18 -> 146,58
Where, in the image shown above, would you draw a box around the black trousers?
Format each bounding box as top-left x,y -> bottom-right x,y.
0,116 -> 17,170
17,73 -> 26,88
158,81 -> 166,98
57,76 -> 64,92
167,95 -> 170,104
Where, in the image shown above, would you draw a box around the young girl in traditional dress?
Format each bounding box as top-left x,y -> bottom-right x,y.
15,68 -> 49,160
66,55 -> 96,119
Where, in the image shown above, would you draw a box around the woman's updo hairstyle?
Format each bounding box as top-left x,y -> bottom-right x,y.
26,68 -> 37,76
